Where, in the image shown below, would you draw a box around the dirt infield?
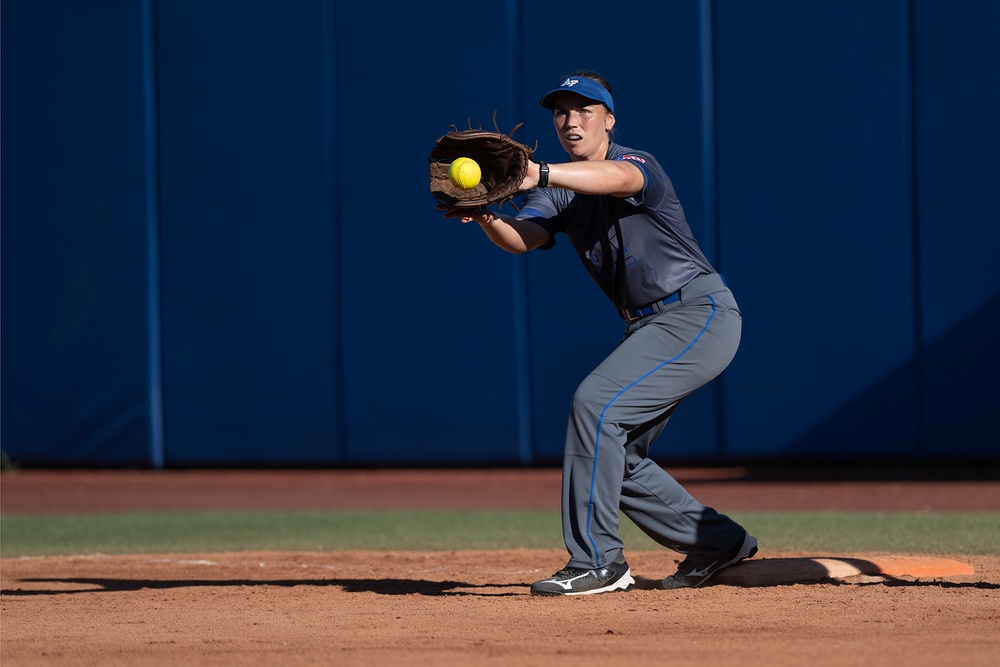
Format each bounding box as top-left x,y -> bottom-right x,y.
2,468 -> 1000,666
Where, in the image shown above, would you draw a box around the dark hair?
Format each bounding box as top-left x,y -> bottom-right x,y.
567,70 -> 614,107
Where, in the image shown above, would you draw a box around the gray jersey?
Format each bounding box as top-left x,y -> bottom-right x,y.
518,143 -> 714,309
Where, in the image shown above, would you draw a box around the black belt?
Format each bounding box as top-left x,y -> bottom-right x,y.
619,291 -> 680,322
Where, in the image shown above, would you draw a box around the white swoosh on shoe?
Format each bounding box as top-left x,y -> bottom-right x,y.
686,561 -> 719,578
544,573 -> 591,590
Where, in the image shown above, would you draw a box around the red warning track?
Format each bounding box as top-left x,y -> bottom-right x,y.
2,467 -> 999,514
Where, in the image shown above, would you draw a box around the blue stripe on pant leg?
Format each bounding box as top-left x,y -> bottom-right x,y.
585,296 -> 719,565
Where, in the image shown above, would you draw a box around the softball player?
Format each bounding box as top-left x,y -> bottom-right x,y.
457,71 -> 757,595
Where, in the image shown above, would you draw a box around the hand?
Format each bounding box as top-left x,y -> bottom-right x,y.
442,208 -> 493,225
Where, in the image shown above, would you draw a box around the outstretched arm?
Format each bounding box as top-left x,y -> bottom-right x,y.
522,159 -> 644,198
450,210 -> 551,254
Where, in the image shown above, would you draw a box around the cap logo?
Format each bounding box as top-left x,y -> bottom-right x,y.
541,76 -> 615,113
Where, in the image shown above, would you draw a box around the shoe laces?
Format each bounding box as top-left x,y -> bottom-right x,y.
551,566 -> 589,579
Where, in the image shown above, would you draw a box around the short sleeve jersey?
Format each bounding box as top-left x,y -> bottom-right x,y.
518,143 -> 714,309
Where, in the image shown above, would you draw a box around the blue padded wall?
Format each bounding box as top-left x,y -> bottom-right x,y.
913,0 -> 1000,454
154,1 -> 340,465
2,0 -> 998,467
714,0 -> 918,457
1,0 -> 158,466
333,1 -> 528,464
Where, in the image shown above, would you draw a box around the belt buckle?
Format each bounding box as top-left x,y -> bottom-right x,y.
630,305 -> 652,322
628,293 -> 678,322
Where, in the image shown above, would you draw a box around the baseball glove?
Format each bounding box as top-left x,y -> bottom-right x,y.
429,112 -> 535,211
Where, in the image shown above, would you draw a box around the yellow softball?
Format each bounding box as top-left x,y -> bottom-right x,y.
448,157 -> 481,190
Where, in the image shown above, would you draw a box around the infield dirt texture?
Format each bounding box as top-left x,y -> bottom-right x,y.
2,468 -> 999,666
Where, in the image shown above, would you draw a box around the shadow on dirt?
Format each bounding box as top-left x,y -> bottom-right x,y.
5,570 -> 999,597
1,577 -> 527,597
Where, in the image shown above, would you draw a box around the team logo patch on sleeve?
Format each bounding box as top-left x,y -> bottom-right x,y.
616,154 -> 646,163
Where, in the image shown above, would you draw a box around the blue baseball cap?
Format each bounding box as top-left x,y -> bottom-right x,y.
540,76 -> 615,113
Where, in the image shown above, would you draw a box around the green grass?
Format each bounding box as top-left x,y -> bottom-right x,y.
1,510 -> 998,558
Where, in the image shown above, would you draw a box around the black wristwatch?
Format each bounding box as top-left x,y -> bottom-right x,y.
538,162 -> 549,188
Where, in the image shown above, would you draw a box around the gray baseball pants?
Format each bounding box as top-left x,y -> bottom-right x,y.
561,273 -> 748,569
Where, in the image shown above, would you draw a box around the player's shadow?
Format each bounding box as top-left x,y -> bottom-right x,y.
1,577 -> 527,597
9,559 -> 997,596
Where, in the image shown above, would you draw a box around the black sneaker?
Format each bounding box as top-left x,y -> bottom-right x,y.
661,532 -> 758,590
530,554 -> 635,596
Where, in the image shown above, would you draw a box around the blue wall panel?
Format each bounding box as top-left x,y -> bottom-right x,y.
714,0 -> 918,457
334,2 -> 526,464
914,0 -> 1000,454
1,0 -> 156,466
155,1 -> 340,464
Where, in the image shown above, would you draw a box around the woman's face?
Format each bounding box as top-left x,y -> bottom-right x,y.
550,91 -> 615,161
